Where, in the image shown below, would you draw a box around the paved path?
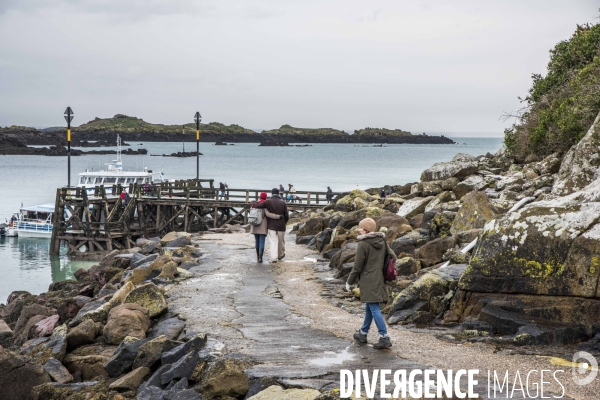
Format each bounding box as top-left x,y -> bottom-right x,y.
167,231 -> 593,399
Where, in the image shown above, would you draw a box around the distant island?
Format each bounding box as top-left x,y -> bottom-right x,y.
0,114 -> 455,155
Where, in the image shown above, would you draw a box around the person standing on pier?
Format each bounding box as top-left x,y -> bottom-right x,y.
346,217 -> 397,349
255,188 -> 289,263
326,186 -> 333,203
250,192 -> 282,263
279,184 -> 285,200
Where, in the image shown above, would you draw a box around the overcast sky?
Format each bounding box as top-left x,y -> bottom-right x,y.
0,1 -> 598,135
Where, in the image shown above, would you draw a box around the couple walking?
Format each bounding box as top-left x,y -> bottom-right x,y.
250,188 -> 289,263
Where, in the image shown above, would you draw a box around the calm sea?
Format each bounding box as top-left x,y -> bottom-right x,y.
0,137 -> 502,301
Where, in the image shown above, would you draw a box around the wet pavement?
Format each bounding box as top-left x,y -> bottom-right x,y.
167,232 -> 580,399
168,233 -> 428,392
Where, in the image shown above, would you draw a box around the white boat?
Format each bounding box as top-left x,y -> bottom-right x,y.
15,204 -> 54,238
76,135 -> 167,193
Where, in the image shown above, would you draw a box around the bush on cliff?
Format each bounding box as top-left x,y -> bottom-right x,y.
504,20 -> 600,161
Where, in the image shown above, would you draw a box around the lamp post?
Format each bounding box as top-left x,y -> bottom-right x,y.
194,112 -> 201,180
64,107 -> 74,187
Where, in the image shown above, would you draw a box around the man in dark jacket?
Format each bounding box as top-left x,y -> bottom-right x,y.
346,217 -> 397,349
255,188 -> 289,262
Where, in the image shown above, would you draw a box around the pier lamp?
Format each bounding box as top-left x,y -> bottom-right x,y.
64,107 -> 74,187
194,111 -> 201,180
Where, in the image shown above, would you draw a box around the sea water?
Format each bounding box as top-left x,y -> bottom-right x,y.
0,137 -> 502,301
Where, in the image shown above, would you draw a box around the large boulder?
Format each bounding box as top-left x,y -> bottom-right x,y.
147,317 -> 185,340
388,264 -> 467,325
459,194 -> 600,297
395,257 -> 419,276
452,175 -> 491,199
450,191 -> 497,236
0,347 -> 50,400
420,153 -> 479,182
123,282 -> 168,318
337,208 -> 390,229
14,304 -> 54,333
161,333 -> 207,365
160,231 -> 191,246
552,111 -> 600,196
454,292 -> 600,344
415,236 -> 456,268
103,336 -> 148,378
103,304 -> 151,345
297,216 -> 329,237
333,189 -> 370,212
397,197 -> 434,219
69,281 -> 135,327
328,242 -> 359,270
375,214 -> 409,231
132,335 -> 179,369
315,229 -> 333,253
43,357 -> 73,384
200,357 -> 252,399
1,292 -> 38,325
128,256 -> 175,285
22,324 -> 68,364
390,230 -> 428,256
0,320 -> 14,348
66,319 -> 97,349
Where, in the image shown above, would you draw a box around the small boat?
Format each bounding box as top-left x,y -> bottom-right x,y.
77,135 -> 167,193
14,204 -> 54,238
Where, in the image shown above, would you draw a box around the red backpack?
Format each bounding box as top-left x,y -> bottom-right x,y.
383,247 -> 397,282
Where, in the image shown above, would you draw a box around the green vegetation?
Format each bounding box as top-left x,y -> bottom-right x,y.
262,124 -> 346,136
353,127 -> 412,136
77,114 -> 255,135
504,20 -> 600,161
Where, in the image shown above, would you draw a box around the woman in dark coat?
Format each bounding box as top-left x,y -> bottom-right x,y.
346,217 -> 397,349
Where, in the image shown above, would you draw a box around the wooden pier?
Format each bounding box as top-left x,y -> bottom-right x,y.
50,180 -> 340,255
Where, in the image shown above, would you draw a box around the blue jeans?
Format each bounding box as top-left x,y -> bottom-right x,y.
254,234 -> 266,250
360,302 -> 388,337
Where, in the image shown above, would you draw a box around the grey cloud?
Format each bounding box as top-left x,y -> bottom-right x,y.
0,0 -> 599,134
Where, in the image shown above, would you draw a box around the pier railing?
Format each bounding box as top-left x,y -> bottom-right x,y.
51,179 -> 342,255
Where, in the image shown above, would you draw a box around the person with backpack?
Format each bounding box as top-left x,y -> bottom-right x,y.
346,217 -> 397,349
380,188 -> 387,198
249,192 -> 281,263
254,188 -> 289,262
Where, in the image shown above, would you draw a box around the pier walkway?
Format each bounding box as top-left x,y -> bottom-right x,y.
50,180 -> 341,255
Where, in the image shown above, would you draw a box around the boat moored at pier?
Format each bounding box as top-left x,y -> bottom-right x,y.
14,204 -> 54,238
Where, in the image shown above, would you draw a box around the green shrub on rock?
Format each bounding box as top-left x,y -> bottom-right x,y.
504,21 -> 600,160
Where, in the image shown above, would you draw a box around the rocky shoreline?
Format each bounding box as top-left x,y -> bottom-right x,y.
289,111 -> 600,352
0,231 -> 348,400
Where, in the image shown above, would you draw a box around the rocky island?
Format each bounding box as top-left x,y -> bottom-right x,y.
0,116 -> 454,155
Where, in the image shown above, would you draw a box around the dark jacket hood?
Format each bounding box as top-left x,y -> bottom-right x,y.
358,232 -> 385,250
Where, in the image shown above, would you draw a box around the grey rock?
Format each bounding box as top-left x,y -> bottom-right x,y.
160,351 -> 200,385
295,235 -> 315,245
167,236 -> 191,248
43,357 -> 73,383
148,318 -> 186,341
104,336 -> 150,377
161,333 -> 207,365
132,253 -> 159,268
